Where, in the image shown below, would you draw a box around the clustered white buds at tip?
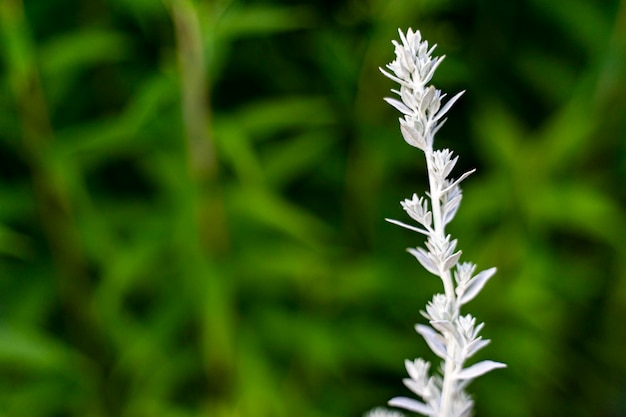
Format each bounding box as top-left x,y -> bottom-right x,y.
380,29 -> 465,152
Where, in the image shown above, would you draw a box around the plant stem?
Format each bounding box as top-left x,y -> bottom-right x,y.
168,0 -> 216,181
166,1 -> 235,411
425,146 -> 458,417
424,147 -> 455,300
439,341 -> 457,417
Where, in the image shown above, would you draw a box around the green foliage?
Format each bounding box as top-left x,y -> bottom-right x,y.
0,0 -> 625,416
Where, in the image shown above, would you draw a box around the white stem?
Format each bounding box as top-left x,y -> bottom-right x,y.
424,146 -> 454,300
439,341 -> 457,417
425,144 -> 459,417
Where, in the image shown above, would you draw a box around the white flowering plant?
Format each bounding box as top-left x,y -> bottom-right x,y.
367,29 -> 506,417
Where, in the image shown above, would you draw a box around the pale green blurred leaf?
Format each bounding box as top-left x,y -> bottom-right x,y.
39,30 -> 129,78
216,5 -> 315,39
527,0 -> 612,56
532,183 -> 624,244
53,75 -> 178,163
263,131 -> 336,187
0,223 -> 31,258
228,185 -> 330,247
473,103 -> 526,172
232,96 -> 336,140
0,326 -> 75,371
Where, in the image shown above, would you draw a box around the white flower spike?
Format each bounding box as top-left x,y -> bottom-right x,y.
376,28 -> 506,417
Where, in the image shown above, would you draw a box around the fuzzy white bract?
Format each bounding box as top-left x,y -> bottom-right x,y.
374,28 -> 506,417
364,407 -> 406,417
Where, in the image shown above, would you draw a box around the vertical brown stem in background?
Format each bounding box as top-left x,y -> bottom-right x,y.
170,0 -> 217,181
166,0 -> 234,410
596,0 -> 626,104
168,0 -> 229,253
0,0 -> 116,413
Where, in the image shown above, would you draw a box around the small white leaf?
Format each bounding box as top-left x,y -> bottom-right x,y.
388,397 -> 432,415
442,154 -> 459,178
443,250 -> 462,271
459,401 -> 474,417
423,211 -> 432,228
404,358 -> 430,382
400,121 -> 425,149
460,267 -> 497,305
379,67 -> 411,88
443,194 -> 463,225
444,193 -> 462,212
434,90 -> 464,121
384,97 -> 413,115
431,117 -> 447,137
440,169 -> 476,195
420,86 -> 436,110
456,360 -> 506,380
429,94 -> 441,115
408,248 -> 440,276
466,338 -> 491,357
401,88 -> 418,112
423,56 -> 445,85
403,378 -> 424,397
431,320 -> 455,334
416,324 -> 447,359
405,360 -> 418,381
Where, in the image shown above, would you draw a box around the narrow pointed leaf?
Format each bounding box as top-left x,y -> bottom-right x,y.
384,97 -> 413,115
440,169 -> 476,195
466,338 -> 491,357
431,117 -> 447,136
386,218 -> 429,235
443,250 -> 462,271
416,324 -> 447,359
389,397 -> 433,415
420,86 -> 436,110
405,359 -> 421,381
408,248 -> 439,275
442,154 -> 459,178
443,194 -> 463,225
424,56 -> 445,85
400,120 -> 426,149
460,267 -> 497,305
456,360 -> 506,380
431,319 -> 455,334
380,67 -> 411,88
434,90 -> 464,121
403,378 -> 426,397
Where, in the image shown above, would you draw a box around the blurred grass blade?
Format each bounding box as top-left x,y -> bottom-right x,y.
216,5 -> 315,39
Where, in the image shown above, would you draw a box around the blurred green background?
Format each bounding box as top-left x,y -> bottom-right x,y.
1,0 -> 625,416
